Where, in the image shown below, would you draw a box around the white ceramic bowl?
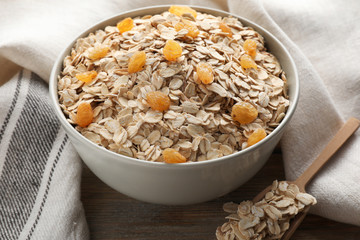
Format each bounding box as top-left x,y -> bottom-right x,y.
49,5 -> 299,205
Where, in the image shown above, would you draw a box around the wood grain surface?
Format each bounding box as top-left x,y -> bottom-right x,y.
81,150 -> 360,240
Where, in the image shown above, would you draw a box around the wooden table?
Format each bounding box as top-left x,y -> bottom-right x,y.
81,149 -> 360,239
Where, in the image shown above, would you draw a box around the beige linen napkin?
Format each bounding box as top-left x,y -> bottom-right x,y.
238,0 -> 360,225
0,0 -> 359,239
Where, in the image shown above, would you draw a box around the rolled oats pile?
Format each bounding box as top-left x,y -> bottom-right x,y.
58,6 -> 289,163
216,180 -> 317,240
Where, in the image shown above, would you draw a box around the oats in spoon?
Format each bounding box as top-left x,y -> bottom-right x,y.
216,180 -> 316,240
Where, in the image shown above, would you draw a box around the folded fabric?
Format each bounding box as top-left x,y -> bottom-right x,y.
0,71 -> 88,239
0,0 -> 359,239
231,0 -> 360,226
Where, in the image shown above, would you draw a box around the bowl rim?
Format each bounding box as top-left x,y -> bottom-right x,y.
49,5 -> 299,169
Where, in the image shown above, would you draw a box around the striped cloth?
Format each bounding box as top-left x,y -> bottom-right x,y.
0,71 -> 88,239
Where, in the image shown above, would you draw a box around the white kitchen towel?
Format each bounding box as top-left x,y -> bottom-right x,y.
0,0 -> 359,239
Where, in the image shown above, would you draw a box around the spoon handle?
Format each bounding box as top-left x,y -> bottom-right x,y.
294,117 -> 360,190
281,206 -> 310,240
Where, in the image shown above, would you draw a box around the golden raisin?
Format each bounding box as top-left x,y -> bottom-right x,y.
76,102 -> 93,128
163,40 -> 182,61
146,91 -> 171,112
75,71 -> 97,83
174,21 -> 184,32
88,46 -> 110,60
117,17 -> 134,34
231,102 -> 258,124
128,51 -> 146,73
243,39 -> 257,58
163,148 -> 186,163
174,20 -> 199,39
196,62 -> 213,84
219,22 -> 233,37
247,128 -> 266,147
240,54 -> 257,70
169,5 -> 197,18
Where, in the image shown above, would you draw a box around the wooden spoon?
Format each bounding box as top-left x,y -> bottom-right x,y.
253,117 -> 360,240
